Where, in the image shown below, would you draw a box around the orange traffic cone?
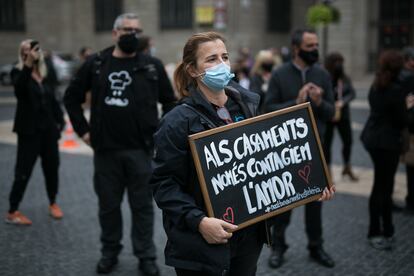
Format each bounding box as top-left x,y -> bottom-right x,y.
60,120 -> 79,149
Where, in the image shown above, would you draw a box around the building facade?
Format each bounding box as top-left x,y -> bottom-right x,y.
0,0 -> 413,79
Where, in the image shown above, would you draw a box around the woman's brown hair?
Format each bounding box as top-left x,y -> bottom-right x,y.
174,32 -> 226,98
324,52 -> 344,76
373,50 -> 403,90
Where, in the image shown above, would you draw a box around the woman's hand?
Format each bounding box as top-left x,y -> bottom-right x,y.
198,217 -> 238,244
318,185 -> 336,201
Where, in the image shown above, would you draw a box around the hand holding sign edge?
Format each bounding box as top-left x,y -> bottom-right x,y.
318,185 -> 336,201
198,217 -> 238,244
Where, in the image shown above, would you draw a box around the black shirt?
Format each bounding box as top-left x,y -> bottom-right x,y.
100,56 -> 143,150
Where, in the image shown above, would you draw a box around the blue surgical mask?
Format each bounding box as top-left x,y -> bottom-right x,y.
200,62 -> 235,92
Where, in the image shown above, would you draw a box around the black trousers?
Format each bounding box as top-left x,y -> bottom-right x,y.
9,131 -> 59,213
324,118 -> 353,165
271,201 -> 323,251
405,165 -> 414,209
93,149 -> 156,259
367,148 -> 399,238
175,225 -> 263,276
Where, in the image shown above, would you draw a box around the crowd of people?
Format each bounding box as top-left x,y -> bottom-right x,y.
4,11 -> 414,276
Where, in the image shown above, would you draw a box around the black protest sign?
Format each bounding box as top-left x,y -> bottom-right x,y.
188,102 -> 332,230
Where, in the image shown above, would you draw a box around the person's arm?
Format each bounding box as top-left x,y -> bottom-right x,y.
153,57 -> 176,115
310,73 -> 335,122
12,47 -> 40,99
391,86 -> 408,129
150,113 -> 205,232
63,56 -> 93,139
341,78 -> 356,106
11,67 -> 33,99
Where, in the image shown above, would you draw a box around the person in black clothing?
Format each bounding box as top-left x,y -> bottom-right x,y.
399,47 -> 414,214
5,39 -> 65,226
64,13 -> 176,275
249,50 -> 276,114
264,29 -> 336,269
360,50 -> 407,250
150,31 -> 335,276
323,52 -> 358,181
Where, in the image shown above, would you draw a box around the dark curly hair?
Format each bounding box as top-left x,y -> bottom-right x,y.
373,50 -> 403,90
324,52 -> 344,76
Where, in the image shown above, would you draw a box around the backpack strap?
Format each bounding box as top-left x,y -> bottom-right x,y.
182,103 -> 218,129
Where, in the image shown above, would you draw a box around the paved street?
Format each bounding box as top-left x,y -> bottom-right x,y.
0,81 -> 413,276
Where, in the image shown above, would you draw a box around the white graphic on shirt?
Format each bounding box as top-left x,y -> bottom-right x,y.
105,70 -> 132,107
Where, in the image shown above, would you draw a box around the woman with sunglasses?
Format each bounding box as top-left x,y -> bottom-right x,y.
150,32 -> 335,276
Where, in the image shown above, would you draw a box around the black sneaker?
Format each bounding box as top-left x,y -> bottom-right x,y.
268,247 -> 284,269
309,247 -> 335,268
96,257 -> 118,274
139,259 -> 159,276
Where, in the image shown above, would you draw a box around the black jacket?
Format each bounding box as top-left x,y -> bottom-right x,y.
264,62 -> 334,137
249,74 -> 268,114
399,68 -> 414,133
150,82 -> 267,275
361,81 -> 407,151
12,66 -> 64,138
63,46 -> 176,151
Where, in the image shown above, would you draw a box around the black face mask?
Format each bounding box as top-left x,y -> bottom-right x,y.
298,49 -> 319,66
261,62 -> 274,73
333,63 -> 344,78
118,33 -> 139,54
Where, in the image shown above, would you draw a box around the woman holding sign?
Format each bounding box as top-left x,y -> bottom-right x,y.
150,32 -> 335,276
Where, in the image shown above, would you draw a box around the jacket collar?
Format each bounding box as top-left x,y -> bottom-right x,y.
181,82 -> 259,125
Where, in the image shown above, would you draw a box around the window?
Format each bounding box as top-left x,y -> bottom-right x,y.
267,0 -> 291,33
94,0 -> 122,32
160,0 -> 193,29
0,0 -> 25,31
378,0 -> 413,49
